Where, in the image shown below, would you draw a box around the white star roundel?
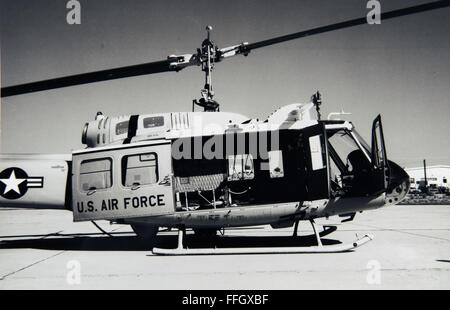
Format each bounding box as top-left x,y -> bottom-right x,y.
0,167 -> 43,200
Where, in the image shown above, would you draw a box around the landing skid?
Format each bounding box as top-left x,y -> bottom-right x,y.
152,220 -> 374,256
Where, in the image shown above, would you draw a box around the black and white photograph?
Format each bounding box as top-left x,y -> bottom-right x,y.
0,0 -> 449,293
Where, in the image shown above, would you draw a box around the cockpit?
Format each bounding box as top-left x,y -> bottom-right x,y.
325,119 -> 410,206
326,124 -> 378,197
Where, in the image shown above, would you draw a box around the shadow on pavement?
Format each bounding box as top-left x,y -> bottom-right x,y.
0,233 -> 341,252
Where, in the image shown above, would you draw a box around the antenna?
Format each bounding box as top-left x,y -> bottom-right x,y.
423,159 -> 428,187
311,91 -> 322,120
327,109 -> 352,120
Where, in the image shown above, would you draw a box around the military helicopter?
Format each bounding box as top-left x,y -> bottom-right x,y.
1,1 -> 448,255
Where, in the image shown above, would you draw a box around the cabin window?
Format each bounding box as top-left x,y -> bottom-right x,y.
80,158 -> 112,191
268,150 -> 284,178
228,154 -> 254,181
143,116 -> 164,128
116,121 -> 129,135
309,135 -> 325,171
122,153 -> 158,187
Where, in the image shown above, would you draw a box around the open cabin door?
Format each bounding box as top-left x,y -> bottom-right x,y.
72,142 -> 174,222
371,115 -> 389,194
303,123 -> 330,201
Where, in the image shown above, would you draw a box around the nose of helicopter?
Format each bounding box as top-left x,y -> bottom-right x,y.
385,161 -> 411,205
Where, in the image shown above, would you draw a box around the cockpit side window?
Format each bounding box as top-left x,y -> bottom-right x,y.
351,130 -> 371,160
327,129 -> 373,196
328,129 -> 364,173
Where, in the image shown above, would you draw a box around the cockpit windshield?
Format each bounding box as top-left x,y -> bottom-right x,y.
326,128 -> 373,196
327,129 -> 370,173
351,129 -> 371,155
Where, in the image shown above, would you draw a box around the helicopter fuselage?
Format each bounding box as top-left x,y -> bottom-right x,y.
0,103 -> 410,231
66,103 -> 410,229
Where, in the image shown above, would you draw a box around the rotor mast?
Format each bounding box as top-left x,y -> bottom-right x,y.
203,25 -> 214,100
193,26 -> 220,112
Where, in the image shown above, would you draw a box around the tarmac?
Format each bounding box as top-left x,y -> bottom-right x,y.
0,204 -> 449,289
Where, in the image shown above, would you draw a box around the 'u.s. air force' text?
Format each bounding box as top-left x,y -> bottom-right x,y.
76,195 -> 165,213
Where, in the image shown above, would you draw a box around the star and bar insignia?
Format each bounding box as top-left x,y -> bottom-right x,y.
0,167 -> 44,200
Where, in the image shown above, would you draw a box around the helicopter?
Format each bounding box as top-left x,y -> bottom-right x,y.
1,1 -> 448,255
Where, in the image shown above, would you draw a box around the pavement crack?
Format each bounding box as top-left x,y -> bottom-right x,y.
0,251 -> 66,281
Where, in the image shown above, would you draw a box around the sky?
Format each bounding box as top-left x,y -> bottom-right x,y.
1,0 -> 449,168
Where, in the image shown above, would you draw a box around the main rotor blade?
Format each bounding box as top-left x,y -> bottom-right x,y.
241,0 -> 450,52
3,0 -> 449,97
1,59 -> 176,97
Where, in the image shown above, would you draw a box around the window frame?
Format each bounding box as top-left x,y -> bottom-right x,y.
121,152 -> 159,187
227,153 -> 255,181
268,150 -> 284,178
115,120 -> 129,135
143,116 -> 165,129
79,157 -> 113,192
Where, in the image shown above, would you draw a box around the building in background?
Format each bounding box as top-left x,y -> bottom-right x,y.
406,165 -> 449,191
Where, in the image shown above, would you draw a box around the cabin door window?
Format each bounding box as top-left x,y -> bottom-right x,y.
79,158 -> 112,191
227,154 -> 255,181
122,153 -> 158,187
268,150 -> 284,178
